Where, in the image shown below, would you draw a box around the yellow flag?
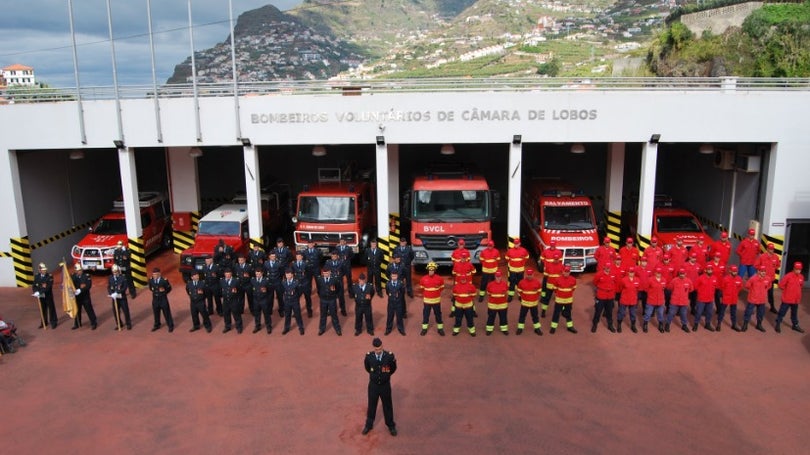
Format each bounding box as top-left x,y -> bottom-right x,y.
61,260 -> 78,319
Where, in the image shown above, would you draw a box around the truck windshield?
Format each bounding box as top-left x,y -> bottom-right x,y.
93,219 -> 126,235
413,190 -> 489,220
543,206 -> 596,230
297,196 -> 356,222
198,221 -> 241,236
656,216 -> 703,233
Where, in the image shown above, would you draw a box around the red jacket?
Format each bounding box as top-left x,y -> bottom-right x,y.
736,237 -> 760,265
479,247 -> 501,274
683,261 -> 701,285
668,276 -> 693,306
552,275 -> 577,304
594,245 -> 614,271
452,261 -> 476,284
618,275 -> 640,305
754,253 -> 780,281
593,270 -> 617,300
644,245 -> 663,270
506,246 -> 530,273
669,245 -> 688,270
420,273 -> 445,304
486,279 -> 510,309
692,243 -> 709,266
517,277 -> 542,307
452,282 -> 477,308
619,246 -> 639,268
710,239 -> 732,265
779,272 -> 805,304
745,274 -> 770,304
720,274 -> 744,305
695,273 -> 719,302
646,275 -> 666,306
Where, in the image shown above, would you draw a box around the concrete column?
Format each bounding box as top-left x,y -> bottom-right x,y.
604,143 -> 625,248
243,143 -> 264,248
375,141 -> 390,242
507,140 -> 522,245
761,141 -> 802,278
167,146 -> 201,253
118,146 -> 145,287
637,142 -> 658,245
0,148 -> 31,286
387,144 -> 401,243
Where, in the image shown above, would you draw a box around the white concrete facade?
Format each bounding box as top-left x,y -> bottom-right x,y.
0,79 -> 808,286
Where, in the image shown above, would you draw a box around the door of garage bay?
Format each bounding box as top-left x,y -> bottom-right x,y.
785,220 -> 810,287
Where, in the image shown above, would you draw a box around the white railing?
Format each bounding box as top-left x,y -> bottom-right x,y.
2,77 -> 809,104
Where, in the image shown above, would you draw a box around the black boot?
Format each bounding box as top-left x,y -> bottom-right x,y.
630,322 -> 637,333
682,324 -> 690,333
692,323 -> 699,332
755,323 -> 766,333
616,321 -> 622,333
742,321 -> 749,332
775,321 -> 781,333
664,323 -> 671,332
642,321 -> 648,333
591,322 -> 598,333
607,321 -> 616,333
658,322 -> 664,333
792,325 -> 805,333
704,323 -> 715,332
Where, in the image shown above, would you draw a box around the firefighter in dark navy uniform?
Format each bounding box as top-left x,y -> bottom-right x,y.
113,240 -> 137,298
220,268 -> 243,334
33,263 -> 58,329
291,251 -> 314,318
384,271 -> 406,336
233,254 -> 253,318
281,269 -> 305,335
362,337 -> 398,436
364,239 -> 385,298
149,267 -> 174,332
263,251 -> 284,317
337,238 -> 355,297
202,256 -> 222,316
250,268 -> 272,334
248,243 -> 266,269
393,237 -> 415,298
186,270 -> 212,333
316,268 -> 343,336
272,238 -> 293,271
108,264 -> 132,330
353,273 -> 375,336
326,250 -> 348,316
71,263 -> 98,330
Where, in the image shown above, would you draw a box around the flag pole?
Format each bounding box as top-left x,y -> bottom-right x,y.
33,294 -> 47,330
113,296 -> 122,331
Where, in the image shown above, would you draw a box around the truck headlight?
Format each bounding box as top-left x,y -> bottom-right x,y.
181,255 -> 193,265
414,251 -> 428,260
103,248 -> 116,256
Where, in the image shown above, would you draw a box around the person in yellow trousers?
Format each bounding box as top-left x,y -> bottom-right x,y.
516,269 -> 543,335
549,266 -> 578,334
485,271 -> 510,336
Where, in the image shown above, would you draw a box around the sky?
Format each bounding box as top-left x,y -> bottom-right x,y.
0,1 -> 303,87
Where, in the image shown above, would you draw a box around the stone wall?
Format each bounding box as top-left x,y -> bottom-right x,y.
681,2 -> 763,35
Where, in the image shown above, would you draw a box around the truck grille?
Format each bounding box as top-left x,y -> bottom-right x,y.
296,232 -> 357,243
416,234 -> 486,250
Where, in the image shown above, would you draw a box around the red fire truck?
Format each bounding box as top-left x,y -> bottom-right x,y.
179,204 -> 250,280
292,168 -> 376,257
624,195 -> 712,249
521,180 -> 599,272
403,167 -> 499,267
71,192 -> 172,270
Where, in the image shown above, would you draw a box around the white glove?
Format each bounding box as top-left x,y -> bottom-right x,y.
113,293 -> 122,299
74,289 -> 81,296
33,292 -> 41,298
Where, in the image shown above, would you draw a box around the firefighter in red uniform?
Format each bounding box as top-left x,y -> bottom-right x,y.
736,228 -> 760,279
485,271 -> 510,335
776,262 -> 805,333
516,269 -> 542,335
706,252 -> 727,314
619,237 -> 639,269
709,231 -> 732,266
539,240 -> 563,316
616,268 -> 640,333
660,254 -> 675,310
692,237 -> 709,267
592,263 -> 617,333
683,252 -> 702,314
549,266 -> 577,334
717,265 -> 744,331
452,277 -> 477,336
669,236 -> 688,271
742,266 -> 770,332
594,237 -> 614,271
693,265 -> 719,331
754,242 -> 780,313
478,240 -> 501,302
611,255 -> 627,305
644,236 -> 664,271
451,250 -> 476,317
634,255 -> 651,314
666,269 -> 693,333
419,262 -> 446,336
505,238 -> 530,303
451,238 -> 468,265
643,268 -> 667,333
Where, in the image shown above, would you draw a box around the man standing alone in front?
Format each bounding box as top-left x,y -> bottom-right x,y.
362,338 -> 398,437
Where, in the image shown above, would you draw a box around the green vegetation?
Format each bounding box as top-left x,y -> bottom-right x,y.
649,1 -> 810,76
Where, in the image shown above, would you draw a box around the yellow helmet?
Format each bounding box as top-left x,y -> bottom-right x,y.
427,262 -> 438,270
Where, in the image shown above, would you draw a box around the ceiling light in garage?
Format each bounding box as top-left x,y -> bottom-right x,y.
570,143 -> 585,154
189,147 -> 203,158
699,144 -> 714,155
440,144 -> 455,155
312,145 -> 327,157
69,150 -> 85,160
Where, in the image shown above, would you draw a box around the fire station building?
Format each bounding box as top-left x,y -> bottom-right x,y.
0,78 -> 808,287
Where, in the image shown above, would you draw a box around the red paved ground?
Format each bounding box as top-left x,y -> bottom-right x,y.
2,251 -> 809,454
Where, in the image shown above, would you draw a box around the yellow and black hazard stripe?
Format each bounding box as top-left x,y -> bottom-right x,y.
604,210 -> 621,250
172,211 -> 200,254
379,234 -> 391,285
388,213 -> 401,245
11,237 -> 34,287
128,236 -> 147,288
508,235 -> 520,249
31,219 -> 96,250
636,233 -> 651,252
249,237 -> 264,251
